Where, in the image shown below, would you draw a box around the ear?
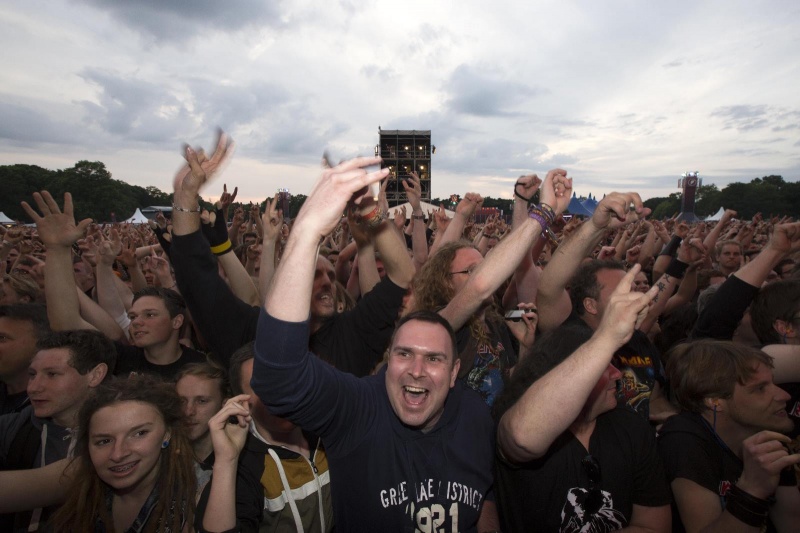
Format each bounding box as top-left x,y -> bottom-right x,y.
774,319 -> 795,339
171,313 -> 185,330
583,297 -> 598,316
87,363 -> 108,387
703,397 -> 724,412
450,359 -> 461,388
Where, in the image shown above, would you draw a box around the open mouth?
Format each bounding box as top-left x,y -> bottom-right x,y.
403,386 -> 429,405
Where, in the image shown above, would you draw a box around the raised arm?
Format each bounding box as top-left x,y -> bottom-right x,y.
403,171 -> 429,269
439,170 -> 571,331
537,192 -> 651,332
429,193 -> 482,256
498,266 -> 657,463
265,157 -> 388,322
22,191 -> 94,331
258,193 -> 284,304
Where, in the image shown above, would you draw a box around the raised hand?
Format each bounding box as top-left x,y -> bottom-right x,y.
505,303 -> 539,350
174,130 -> 235,199
736,431 -> 800,499
766,222 -> 800,254
403,171 -> 423,211
590,192 -> 649,231
21,191 -> 91,249
538,169 -> 573,216
219,183 -> 238,215
394,205 -> 407,231
515,174 -> 542,202
434,204 -> 451,233
262,193 -> 284,242
295,156 -> 389,238
597,246 -> 616,261
595,265 -> 658,348
456,192 -> 483,219
208,395 -> 252,463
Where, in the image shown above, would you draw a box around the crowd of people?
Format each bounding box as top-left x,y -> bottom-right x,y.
0,130 -> 799,532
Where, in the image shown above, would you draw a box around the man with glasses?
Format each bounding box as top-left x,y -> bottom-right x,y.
494,267 -> 671,532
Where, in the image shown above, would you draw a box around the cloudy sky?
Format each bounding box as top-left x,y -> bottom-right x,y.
1,0 -> 798,207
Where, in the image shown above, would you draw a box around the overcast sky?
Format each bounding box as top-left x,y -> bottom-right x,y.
1,0 -> 798,208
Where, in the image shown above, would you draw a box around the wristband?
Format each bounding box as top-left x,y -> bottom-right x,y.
172,204 -> 201,213
356,204 -> 388,228
412,213 -> 425,220
725,485 -> 771,528
514,182 -> 532,203
539,203 -> 556,222
210,240 -> 233,256
528,210 -> 550,232
659,236 -> 682,257
664,257 -> 689,279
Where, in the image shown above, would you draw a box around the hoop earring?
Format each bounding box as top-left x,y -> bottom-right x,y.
161,440 -> 170,449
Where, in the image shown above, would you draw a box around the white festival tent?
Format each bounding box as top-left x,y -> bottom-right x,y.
0,212 -> 15,224
705,207 -> 726,222
124,208 -> 151,224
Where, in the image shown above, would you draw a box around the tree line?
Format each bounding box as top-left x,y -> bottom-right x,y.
2,161 -> 797,223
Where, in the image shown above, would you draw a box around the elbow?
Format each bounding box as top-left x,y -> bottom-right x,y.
498,413 -> 545,464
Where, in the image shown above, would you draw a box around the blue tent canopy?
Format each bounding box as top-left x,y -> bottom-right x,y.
566,192 -> 593,217
581,193 -> 598,214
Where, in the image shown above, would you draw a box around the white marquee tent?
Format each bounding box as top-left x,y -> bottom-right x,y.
124,208 -> 150,224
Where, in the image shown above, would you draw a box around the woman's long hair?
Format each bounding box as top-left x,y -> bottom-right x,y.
53,375 -> 196,532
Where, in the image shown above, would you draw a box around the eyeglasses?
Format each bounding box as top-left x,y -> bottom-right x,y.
448,265 -> 477,276
581,455 -> 603,516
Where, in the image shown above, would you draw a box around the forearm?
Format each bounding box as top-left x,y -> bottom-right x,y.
734,246 -> 785,287
202,462 -> 239,532
372,221 -> 414,289
128,261 -> 148,292
638,273 -> 678,334
703,221 -> 725,253
663,269 -> 697,315
44,247 -> 90,330
499,334 -> 618,462
335,240 -> 357,286
538,222 -> 605,330
411,214 -> 428,269
76,288 -> 124,340
430,212 -> 468,256
356,244 -> 380,296
219,253 -> 260,306
95,263 -> 131,331
258,238 -> 278,305
639,227 -> 657,265
264,232 -> 318,322
442,219 -> 542,330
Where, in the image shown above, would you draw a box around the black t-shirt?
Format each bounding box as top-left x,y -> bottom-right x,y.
496,408 -> 670,532
658,411 -> 795,533
456,316 -> 517,407
113,342 -> 206,381
564,313 -> 665,420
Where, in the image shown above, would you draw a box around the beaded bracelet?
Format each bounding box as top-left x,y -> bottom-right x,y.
539,202 -> 556,222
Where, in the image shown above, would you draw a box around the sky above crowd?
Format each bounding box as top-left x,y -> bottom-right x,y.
1,0 -> 798,207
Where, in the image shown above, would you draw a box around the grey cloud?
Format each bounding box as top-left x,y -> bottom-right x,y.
188,80 -> 290,128
0,101 -> 82,145
539,152 -> 579,166
444,64 -> 544,117
710,105 -> 770,131
78,68 -> 192,144
76,0 -> 285,42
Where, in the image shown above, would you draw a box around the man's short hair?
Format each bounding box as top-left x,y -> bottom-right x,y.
568,260 -> 625,316
391,310 -> 459,365
714,239 -> 742,259
35,329 -> 117,376
229,342 -> 255,396
176,360 -> 230,399
696,269 -> 724,292
696,283 -> 722,315
750,280 -> 800,345
131,287 -> 186,319
0,303 -> 50,341
666,339 -> 773,414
